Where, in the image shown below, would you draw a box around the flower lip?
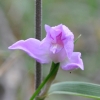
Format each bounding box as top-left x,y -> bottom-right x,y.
50,43 -> 63,54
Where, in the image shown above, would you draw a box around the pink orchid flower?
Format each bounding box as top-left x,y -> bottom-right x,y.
8,24 -> 84,70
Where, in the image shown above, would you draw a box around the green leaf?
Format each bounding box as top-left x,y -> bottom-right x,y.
74,34 -> 81,44
48,81 -> 100,99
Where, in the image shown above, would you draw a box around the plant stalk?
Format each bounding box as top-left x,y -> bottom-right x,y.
35,0 -> 42,91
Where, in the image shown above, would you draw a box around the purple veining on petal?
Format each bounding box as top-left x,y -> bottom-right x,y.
50,34 -> 54,40
50,33 -> 64,54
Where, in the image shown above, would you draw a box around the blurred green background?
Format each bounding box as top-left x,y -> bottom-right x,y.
0,0 -> 100,100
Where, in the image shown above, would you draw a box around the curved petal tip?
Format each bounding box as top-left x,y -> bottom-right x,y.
61,52 -> 84,70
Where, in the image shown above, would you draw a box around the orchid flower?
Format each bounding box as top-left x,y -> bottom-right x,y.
8,24 -> 84,70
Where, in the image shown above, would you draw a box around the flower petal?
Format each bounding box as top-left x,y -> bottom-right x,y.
61,25 -> 74,57
45,24 -> 51,34
45,24 -> 62,43
8,38 -> 51,63
61,25 -> 74,39
63,37 -> 74,58
61,52 -> 84,70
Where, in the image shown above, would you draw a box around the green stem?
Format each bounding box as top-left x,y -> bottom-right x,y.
30,62 -> 60,100
38,62 -> 59,100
